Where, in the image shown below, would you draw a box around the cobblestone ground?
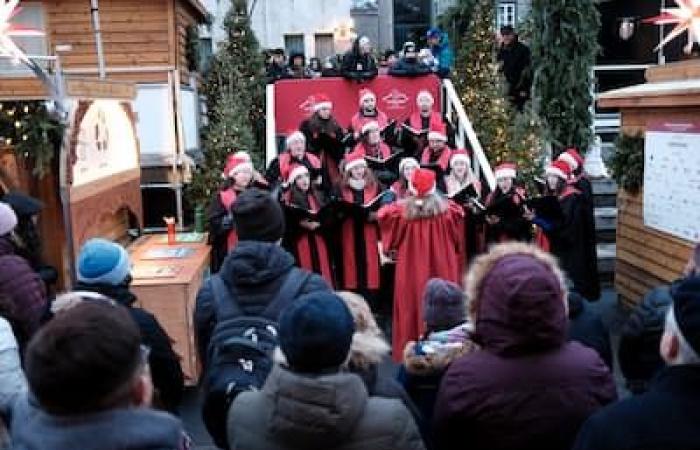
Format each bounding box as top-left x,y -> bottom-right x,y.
181,288 -> 628,449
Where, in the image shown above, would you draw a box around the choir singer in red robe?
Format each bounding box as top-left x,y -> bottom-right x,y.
378,168 -> 465,361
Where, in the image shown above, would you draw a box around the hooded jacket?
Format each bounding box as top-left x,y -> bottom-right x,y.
429,33 -> 453,77
433,243 -> 616,450
194,241 -> 330,365
72,281 -> 184,413
9,396 -> 190,450
227,365 -> 425,450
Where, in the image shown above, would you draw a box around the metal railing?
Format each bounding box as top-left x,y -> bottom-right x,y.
442,78 -> 496,191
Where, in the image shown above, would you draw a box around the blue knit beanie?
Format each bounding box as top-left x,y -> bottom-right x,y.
279,291 -> 355,373
77,238 -> 131,286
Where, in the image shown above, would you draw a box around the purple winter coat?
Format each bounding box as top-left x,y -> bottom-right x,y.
0,237 -> 47,336
433,247 -> 616,450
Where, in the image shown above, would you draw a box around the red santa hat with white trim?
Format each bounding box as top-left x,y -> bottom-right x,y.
285,130 -> 306,149
416,90 -> 434,105
343,150 -> 368,173
399,157 -> 419,175
546,160 -> 573,180
428,122 -> 447,142
282,163 -> 309,185
494,162 -> 517,180
450,148 -> 471,168
233,151 -> 252,162
557,147 -> 585,171
223,154 -> 253,179
358,88 -> 376,106
409,168 -> 437,197
361,120 -> 380,135
313,93 -> 333,112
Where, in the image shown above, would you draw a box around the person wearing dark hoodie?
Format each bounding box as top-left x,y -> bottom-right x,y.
227,291 -> 425,450
426,28 -> 453,78
433,242 -> 616,450
341,36 -> 378,82
74,238 -> 184,414
194,188 -> 330,367
7,301 -> 191,450
0,202 -> 47,339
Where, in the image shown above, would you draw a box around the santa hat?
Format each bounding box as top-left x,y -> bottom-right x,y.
359,88 -> 376,106
233,151 -> 251,162
450,149 -> 471,168
313,94 -> 333,112
285,130 -> 306,148
409,168 -> 437,198
494,162 -> 517,180
416,90 -> 434,105
223,155 -> 253,178
428,122 -> 447,142
558,147 -> 584,171
343,150 -> 367,173
284,164 -> 309,185
398,157 -> 419,175
546,160 -> 572,180
361,121 -> 380,135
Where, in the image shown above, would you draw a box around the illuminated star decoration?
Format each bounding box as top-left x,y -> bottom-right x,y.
644,0 -> 700,54
0,0 -> 44,65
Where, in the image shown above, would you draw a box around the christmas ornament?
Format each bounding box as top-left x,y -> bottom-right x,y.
0,0 -> 44,64
644,0 -> 700,54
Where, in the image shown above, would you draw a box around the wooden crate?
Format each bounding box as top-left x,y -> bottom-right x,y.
129,234 -> 210,384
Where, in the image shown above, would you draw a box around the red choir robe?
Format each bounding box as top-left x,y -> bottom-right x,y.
337,184 -> 382,292
378,199 -> 465,361
278,152 -> 322,183
445,174 -> 483,262
420,146 -> 452,172
390,180 -> 411,201
282,189 -> 334,287
351,110 -> 388,137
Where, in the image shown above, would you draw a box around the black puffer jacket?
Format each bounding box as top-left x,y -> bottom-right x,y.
73,281 -> 184,413
194,241 -> 330,366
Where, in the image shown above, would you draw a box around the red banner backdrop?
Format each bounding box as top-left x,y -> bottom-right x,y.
273,75 -> 442,134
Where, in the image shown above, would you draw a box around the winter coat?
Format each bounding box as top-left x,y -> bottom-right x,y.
9,396 -> 190,450
573,365 -> 700,450
433,244 -> 616,450
0,237 -> 47,337
388,58 -> 432,77
194,241 -> 330,366
0,317 -> 25,450
497,40 -> 532,100
73,282 -> 184,413
618,281 -> 675,393
227,364 -> 426,450
341,39 -> 378,82
568,291 -> 613,369
429,35 -> 453,78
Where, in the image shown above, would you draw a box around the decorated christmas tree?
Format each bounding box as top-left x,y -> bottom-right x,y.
189,0 -> 266,206
530,0 -> 600,155
452,0 -> 543,188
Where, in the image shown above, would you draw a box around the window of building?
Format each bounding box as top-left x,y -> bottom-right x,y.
284,34 -> 305,56
314,34 -> 335,61
393,0 -> 431,50
497,2 -> 517,29
0,2 -> 48,76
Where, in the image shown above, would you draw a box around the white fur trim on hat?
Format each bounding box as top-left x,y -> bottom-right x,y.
313,101 -> 332,112
399,157 -> 419,175
546,165 -> 568,180
361,121 -> 380,135
344,158 -> 368,173
428,131 -> 447,141
228,161 -> 254,178
0,202 -> 17,236
286,131 -> 306,148
233,151 -> 252,162
450,153 -> 471,168
417,90 -> 434,105
558,152 -> 579,170
359,90 -> 376,105
287,165 -> 309,185
494,167 -> 516,179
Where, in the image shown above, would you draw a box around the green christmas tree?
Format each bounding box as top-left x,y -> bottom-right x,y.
189,0 -> 266,206
452,0 -> 544,188
530,0 -> 600,155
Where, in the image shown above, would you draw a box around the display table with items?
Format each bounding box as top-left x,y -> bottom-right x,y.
128,233 -> 210,384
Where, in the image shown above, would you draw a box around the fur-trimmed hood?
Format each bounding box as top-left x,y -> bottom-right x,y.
465,243 -> 569,356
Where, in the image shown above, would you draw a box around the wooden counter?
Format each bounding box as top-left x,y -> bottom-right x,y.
128,233 -> 210,384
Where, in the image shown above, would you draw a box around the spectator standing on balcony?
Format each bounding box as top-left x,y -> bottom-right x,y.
286,52 -> 313,79
389,42 -> 432,78
497,26 -> 532,111
426,28 -> 453,78
341,36 -> 379,82
266,48 -> 287,83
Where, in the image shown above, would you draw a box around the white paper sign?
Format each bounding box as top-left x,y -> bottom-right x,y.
644,121 -> 700,242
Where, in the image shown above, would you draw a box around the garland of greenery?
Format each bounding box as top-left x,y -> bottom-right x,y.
0,101 -> 64,177
609,133 -> 644,193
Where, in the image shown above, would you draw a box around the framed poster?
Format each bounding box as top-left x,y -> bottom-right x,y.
644,121 -> 700,242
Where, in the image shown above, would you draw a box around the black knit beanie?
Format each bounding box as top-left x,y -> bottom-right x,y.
232,188 -> 285,242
